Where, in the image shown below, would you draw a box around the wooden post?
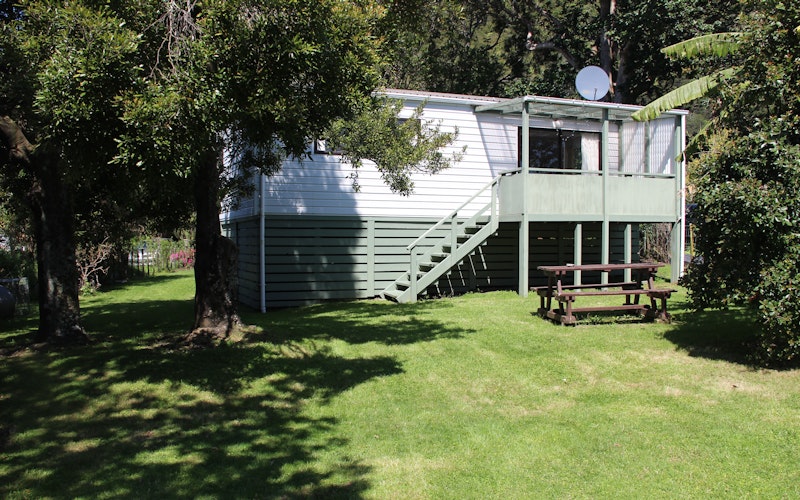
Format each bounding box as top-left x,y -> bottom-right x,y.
601,109 -> 610,285
573,223 -> 582,286
624,223 -> 632,283
410,248 -> 418,303
673,114 -> 687,283
519,100 -> 530,297
367,219 -> 376,296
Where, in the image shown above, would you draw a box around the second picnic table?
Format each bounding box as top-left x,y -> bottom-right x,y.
534,263 -> 676,325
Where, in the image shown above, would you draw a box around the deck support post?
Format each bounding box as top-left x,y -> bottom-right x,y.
671,220 -> 682,283
367,219 -> 376,296
601,109 -> 610,285
519,100 -> 530,297
624,223 -> 632,283
673,114 -> 687,283
573,223 -> 582,286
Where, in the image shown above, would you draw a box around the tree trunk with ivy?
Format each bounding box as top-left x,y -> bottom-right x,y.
189,146 -> 240,341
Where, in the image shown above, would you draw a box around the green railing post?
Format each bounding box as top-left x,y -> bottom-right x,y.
491,180 -> 497,222
410,248 -> 418,302
450,213 -> 458,254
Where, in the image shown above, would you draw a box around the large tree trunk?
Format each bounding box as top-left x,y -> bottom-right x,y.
1,116 -> 87,343
190,146 -> 240,340
30,155 -> 87,343
599,0 -> 618,102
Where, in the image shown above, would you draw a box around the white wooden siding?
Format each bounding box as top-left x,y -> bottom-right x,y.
261,99 -> 516,218
223,95 -> 626,221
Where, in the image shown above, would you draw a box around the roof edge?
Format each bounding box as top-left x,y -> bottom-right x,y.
378,88 -> 507,106
376,88 -> 690,118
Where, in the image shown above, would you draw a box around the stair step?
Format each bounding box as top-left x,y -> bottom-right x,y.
383,289 -> 402,302
396,273 -> 427,288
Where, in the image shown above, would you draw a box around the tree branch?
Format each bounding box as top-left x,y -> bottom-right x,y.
498,0 -> 564,31
148,0 -> 201,76
526,40 -> 579,70
0,115 -> 35,166
494,1 -> 578,69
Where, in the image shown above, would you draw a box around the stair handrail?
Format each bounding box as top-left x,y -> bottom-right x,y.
406,169 -> 520,253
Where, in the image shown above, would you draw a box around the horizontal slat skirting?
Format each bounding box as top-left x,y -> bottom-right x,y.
236,216 -> 642,308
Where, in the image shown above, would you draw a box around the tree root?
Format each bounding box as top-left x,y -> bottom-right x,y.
180,326 -> 230,348
35,325 -> 91,345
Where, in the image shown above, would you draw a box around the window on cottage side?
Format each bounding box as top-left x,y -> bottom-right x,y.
313,139 -> 343,155
518,127 -> 600,171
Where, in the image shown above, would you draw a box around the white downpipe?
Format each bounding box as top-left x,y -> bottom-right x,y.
259,173 -> 266,313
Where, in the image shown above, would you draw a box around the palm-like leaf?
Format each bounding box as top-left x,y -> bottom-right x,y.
632,68 -> 737,122
662,32 -> 742,59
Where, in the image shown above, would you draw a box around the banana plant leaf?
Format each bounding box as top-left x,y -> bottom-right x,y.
631,68 -> 737,122
662,32 -> 742,59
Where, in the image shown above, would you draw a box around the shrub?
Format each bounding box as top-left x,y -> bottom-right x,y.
755,258 -> 800,367
169,248 -> 195,269
0,248 -> 36,284
639,223 -> 672,263
77,238 -> 113,294
129,236 -> 194,274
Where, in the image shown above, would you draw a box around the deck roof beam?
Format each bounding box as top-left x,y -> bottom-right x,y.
475,95 -> 688,123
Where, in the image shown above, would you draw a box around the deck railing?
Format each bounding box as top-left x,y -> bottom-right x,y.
526,167 -> 675,178
406,169 -> 517,254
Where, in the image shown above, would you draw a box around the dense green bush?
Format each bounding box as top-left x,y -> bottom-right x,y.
685,126 -> 800,367
756,258 -> 800,366
682,1 -> 800,366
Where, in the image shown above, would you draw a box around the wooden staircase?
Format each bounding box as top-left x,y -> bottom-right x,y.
381,172 -> 512,303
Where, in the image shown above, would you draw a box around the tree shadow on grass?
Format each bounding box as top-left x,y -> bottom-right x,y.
1,290 -> 473,498
0,274 -> 193,349
244,298 -> 476,346
663,308 -> 760,366
0,334 -> 399,497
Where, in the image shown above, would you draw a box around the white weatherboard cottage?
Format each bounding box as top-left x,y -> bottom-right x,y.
222,89 -> 687,310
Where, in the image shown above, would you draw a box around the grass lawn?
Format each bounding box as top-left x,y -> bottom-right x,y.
1,272 -> 799,498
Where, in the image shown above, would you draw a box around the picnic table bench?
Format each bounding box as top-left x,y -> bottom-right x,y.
534,263 -> 676,325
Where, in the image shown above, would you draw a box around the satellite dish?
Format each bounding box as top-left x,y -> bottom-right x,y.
575,66 -> 610,101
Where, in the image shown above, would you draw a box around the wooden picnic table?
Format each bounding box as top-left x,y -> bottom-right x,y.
534,263 -> 676,325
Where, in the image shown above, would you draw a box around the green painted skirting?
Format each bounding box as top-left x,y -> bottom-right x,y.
224,216 -> 638,309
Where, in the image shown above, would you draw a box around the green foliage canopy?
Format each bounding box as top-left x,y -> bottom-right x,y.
116,0 -> 383,178
683,0 -> 800,365
327,99 -> 465,196
380,0 -> 741,103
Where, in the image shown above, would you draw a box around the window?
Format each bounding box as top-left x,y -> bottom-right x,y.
313,139 -> 343,156
518,128 -> 600,171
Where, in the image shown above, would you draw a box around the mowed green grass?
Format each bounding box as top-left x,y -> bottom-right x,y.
1,272 -> 799,498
